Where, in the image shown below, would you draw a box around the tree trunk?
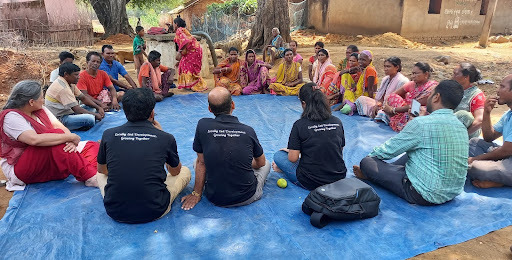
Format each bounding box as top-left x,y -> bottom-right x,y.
248,0 -> 291,51
89,0 -> 134,38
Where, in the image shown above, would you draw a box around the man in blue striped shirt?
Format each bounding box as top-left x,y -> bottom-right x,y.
354,80 -> 468,205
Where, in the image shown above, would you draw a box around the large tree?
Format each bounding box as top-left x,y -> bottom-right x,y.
89,0 -> 133,38
247,0 -> 291,50
89,0 -> 181,38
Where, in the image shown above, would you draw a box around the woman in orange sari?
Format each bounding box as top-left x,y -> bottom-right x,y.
173,17 -> 207,92
313,49 -> 337,92
213,47 -> 243,95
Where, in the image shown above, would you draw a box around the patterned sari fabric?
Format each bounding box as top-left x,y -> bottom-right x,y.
214,58 -> 243,95
143,70 -> 174,96
269,61 -> 305,96
268,35 -> 285,59
454,85 -> 485,139
326,71 -> 361,105
240,54 -> 270,95
337,57 -> 349,71
139,62 -> 173,96
313,58 -> 337,92
356,72 -> 409,117
387,80 -> 438,132
174,27 -> 207,92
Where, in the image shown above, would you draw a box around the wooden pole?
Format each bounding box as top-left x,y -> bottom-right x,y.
479,0 -> 499,48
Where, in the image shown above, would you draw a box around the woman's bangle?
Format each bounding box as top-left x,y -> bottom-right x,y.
392,107 -> 396,114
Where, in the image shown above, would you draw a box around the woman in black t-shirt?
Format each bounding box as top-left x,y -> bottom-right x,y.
273,83 -> 347,190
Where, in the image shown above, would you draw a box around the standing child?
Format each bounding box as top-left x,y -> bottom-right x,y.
133,26 -> 147,76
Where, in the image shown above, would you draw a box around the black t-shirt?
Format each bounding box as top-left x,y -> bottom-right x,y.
287,116 -> 346,190
97,120 -> 180,224
193,114 -> 264,206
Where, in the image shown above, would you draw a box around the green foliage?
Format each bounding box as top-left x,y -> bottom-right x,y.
128,0 -> 183,10
207,0 -> 257,16
127,7 -> 161,28
126,0 -> 183,28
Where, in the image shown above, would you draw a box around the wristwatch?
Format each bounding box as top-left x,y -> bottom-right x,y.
191,190 -> 201,197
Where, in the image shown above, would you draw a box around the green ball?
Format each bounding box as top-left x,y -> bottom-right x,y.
277,178 -> 288,188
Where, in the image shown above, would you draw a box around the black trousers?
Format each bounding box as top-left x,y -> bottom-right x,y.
360,156 -> 435,206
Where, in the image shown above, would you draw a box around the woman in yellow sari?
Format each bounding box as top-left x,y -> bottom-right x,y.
335,50 -> 378,115
213,47 -> 243,95
269,49 -> 305,96
327,53 -> 361,106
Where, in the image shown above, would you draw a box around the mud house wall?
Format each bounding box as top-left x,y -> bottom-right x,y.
1,0 -> 49,42
1,0 -> 47,23
43,0 -> 93,46
43,0 -> 78,25
180,0 -> 224,29
307,0 -> 404,35
400,0 -> 486,39
490,0 -> 512,34
160,0 -> 224,30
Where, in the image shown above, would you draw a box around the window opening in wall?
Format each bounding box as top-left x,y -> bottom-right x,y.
428,0 -> 442,14
480,0 -> 489,15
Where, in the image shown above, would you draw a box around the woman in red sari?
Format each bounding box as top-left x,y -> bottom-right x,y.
0,81 -> 98,191
173,17 -> 207,92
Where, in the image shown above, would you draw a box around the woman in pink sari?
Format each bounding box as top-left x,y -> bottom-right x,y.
173,17 -> 207,92
313,49 -> 337,92
240,49 -> 272,95
382,62 -> 438,132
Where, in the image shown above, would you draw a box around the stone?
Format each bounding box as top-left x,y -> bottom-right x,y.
495,35 -> 509,43
434,55 -> 451,65
215,49 -> 226,59
356,35 -> 363,39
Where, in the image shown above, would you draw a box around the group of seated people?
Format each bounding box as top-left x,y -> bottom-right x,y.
45,46 -> 176,131
1,35 -> 511,224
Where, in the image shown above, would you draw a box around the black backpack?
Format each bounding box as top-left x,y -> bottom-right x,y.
302,178 -> 381,228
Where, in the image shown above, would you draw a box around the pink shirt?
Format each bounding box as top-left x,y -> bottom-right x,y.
293,53 -> 303,63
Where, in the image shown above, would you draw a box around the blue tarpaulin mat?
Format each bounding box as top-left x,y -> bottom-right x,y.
0,94 -> 511,259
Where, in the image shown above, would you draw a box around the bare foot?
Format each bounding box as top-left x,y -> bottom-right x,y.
353,165 -> 367,180
85,175 -> 98,187
272,162 -> 282,173
472,180 -> 504,189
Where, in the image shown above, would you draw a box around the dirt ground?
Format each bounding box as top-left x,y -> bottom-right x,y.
0,31 -> 511,259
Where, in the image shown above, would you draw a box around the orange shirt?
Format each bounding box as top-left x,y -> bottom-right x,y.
363,66 -> 378,90
138,63 -> 168,86
77,70 -> 113,99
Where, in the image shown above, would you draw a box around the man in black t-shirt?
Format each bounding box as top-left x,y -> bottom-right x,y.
97,88 -> 191,224
181,87 -> 270,210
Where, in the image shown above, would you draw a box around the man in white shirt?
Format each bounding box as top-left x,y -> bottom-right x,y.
49,52 -> 75,84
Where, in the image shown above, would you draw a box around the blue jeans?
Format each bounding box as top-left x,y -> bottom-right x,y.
60,107 -> 96,130
273,150 -> 307,189
61,114 -> 95,130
